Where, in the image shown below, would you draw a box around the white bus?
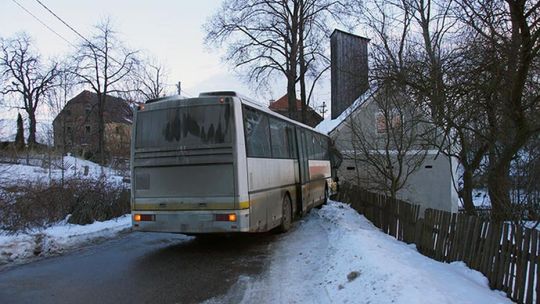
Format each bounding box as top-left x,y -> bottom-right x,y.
131,91 -> 337,234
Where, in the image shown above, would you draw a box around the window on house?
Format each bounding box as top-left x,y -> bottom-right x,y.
85,106 -> 91,115
376,109 -> 402,134
85,125 -> 91,133
115,126 -> 121,134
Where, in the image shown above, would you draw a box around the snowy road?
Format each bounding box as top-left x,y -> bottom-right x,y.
0,201 -> 512,304
0,232 -> 276,303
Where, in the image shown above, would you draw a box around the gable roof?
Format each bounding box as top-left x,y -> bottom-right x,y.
54,90 -> 133,125
315,87 -> 376,134
269,94 -> 317,112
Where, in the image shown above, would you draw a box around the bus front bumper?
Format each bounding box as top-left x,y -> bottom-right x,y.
131,209 -> 250,234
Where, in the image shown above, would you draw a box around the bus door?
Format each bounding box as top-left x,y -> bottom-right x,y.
296,128 -> 310,215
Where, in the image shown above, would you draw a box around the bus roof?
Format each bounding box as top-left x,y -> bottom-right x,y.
143,91 -> 329,137
198,91 -> 328,136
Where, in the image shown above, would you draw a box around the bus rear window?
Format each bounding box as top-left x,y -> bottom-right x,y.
135,104 -> 232,149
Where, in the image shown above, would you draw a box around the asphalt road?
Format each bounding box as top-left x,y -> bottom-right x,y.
0,232 -> 277,304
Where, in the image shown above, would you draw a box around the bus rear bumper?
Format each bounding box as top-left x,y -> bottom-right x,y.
131,209 -> 250,234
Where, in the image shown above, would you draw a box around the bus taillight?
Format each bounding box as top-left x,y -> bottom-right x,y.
133,214 -> 154,222
215,214 -> 237,222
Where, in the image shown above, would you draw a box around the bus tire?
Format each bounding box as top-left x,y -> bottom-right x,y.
278,194 -> 292,233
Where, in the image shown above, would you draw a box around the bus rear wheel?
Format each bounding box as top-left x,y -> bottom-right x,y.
278,195 -> 292,233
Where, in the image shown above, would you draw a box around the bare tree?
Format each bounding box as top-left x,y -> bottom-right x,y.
358,0 -> 540,219
72,19 -> 138,165
456,0 -> 540,220
205,0 -> 356,123
345,85 -> 430,199
358,0 -> 492,214
124,56 -> 169,102
0,33 -> 59,148
46,63 -> 78,184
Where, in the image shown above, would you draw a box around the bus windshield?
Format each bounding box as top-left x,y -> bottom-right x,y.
135,104 -> 232,149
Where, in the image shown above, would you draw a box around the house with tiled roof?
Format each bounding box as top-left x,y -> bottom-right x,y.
52,90 -> 133,160
268,95 -> 323,127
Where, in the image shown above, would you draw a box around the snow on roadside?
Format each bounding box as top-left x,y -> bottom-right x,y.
0,215 -> 131,266
219,201 -> 511,304
0,155 -> 126,186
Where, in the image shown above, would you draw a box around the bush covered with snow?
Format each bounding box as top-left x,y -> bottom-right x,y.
0,178 -> 130,232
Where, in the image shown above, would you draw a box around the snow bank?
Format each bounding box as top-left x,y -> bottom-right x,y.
0,155 -> 125,186
215,201 -> 511,304
0,215 -> 131,266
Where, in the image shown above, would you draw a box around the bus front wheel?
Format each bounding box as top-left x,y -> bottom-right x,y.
278,195 -> 292,233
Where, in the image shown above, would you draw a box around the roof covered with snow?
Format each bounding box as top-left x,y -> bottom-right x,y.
315,88 -> 376,134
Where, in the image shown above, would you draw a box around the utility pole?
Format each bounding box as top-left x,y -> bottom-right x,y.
176,81 -> 182,95
320,101 -> 328,118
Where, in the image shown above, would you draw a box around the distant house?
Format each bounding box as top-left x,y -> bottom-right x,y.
320,90 -> 459,214
52,90 -> 133,160
316,29 -> 458,214
269,95 -> 323,128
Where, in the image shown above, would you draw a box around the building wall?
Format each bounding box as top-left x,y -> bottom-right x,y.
330,98 -> 458,215
104,122 -> 131,159
53,100 -> 100,156
331,30 -> 369,119
53,91 -> 132,159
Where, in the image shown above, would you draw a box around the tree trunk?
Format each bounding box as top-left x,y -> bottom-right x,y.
298,6 -> 307,125
488,157 -> 513,221
15,113 -> 25,150
27,110 -> 37,148
287,1 -> 299,121
287,73 -> 297,121
98,93 -> 106,165
461,168 -> 476,215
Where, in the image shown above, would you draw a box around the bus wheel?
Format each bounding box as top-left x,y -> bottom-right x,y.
278,195 -> 292,233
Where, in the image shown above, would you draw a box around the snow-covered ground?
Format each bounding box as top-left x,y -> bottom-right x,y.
0,215 -> 131,266
0,157 -> 130,266
0,155 -> 126,185
208,201 -> 511,304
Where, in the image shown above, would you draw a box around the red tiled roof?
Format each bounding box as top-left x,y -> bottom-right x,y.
269,95 -> 308,111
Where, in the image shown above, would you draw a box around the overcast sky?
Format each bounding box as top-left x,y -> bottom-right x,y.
0,0 -> 339,126
1,1 -> 295,100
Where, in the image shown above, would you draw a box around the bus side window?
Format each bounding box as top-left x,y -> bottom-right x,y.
269,118 -> 290,158
243,106 -> 271,158
286,124 -> 296,158
307,132 -> 316,160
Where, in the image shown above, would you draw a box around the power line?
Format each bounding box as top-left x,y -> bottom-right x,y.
33,0 -> 92,46
11,0 -> 76,47
33,0 -> 127,68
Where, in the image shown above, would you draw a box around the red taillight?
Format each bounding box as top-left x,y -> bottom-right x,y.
215,214 -> 237,222
134,214 -> 154,222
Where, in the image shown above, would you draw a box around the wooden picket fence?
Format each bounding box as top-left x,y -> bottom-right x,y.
335,182 -> 540,304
